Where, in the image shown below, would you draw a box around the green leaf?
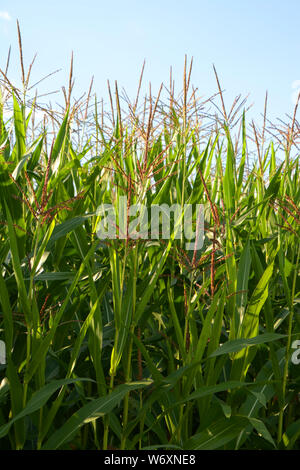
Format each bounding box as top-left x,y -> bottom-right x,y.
47,214 -> 95,248
42,381 -> 152,449
0,273 -> 14,353
0,378 -> 92,439
4,202 -> 32,326
11,153 -> 32,180
184,416 -> 249,450
209,333 -> 286,358
12,94 -> 26,161
51,110 -> 69,172
24,241 -> 98,384
235,239 -> 251,338
248,417 -> 276,447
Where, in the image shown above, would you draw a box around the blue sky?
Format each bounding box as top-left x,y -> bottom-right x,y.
0,0 -> 300,126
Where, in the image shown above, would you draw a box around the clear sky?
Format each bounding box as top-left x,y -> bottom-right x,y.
1,0 -> 300,127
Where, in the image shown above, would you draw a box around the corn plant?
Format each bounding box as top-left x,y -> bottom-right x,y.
0,39 -> 299,450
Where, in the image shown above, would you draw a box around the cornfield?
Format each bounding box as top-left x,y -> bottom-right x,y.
0,35 -> 299,450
